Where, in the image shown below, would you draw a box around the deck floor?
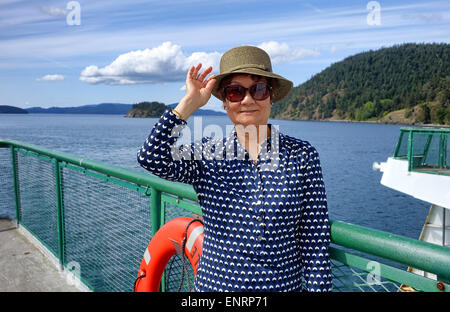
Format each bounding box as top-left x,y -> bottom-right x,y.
0,219 -> 80,292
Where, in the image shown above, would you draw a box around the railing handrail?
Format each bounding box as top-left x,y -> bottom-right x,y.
2,138 -> 450,285
0,139 -> 198,201
400,127 -> 450,133
330,220 -> 450,282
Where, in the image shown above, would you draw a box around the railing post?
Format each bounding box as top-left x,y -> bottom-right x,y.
438,133 -> 446,169
407,131 -> 414,171
54,158 -> 65,269
443,134 -> 448,169
150,186 -> 161,237
10,146 -> 21,226
393,131 -> 404,157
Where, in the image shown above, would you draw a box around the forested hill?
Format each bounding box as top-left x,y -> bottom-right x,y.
125,101 -> 227,117
271,43 -> 450,125
0,105 -> 28,114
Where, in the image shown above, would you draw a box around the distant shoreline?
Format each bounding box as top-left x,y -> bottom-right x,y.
294,118 -> 449,127
3,112 -> 448,128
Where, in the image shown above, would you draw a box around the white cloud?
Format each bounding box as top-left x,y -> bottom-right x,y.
36,74 -> 65,82
80,41 -> 221,85
257,41 -> 319,64
80,41 -> 321,86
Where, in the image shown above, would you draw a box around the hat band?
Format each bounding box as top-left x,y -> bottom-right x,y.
226,63 -> 272,73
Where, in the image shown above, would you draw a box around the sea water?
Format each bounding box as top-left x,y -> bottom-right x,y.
0,113 -> 429,239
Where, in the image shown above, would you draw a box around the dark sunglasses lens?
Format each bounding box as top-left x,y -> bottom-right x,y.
225,85 -> 245,102
250,83 -> 270,100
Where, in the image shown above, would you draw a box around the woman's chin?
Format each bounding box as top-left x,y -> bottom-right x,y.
236,113 -> 259,124
236,118 -> 257,127
227,111 -> 269,127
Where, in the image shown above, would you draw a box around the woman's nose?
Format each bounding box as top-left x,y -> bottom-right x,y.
240,90 -> 255,104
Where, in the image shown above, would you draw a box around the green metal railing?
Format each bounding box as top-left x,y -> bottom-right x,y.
1,139 -> 449,292
394,127 -> 450,176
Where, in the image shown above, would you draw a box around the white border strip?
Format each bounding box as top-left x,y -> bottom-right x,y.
186,225 -> 204,252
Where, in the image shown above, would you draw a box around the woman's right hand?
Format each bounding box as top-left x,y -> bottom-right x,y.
174,63 -> 216,120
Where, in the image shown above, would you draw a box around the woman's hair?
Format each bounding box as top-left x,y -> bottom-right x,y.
219,74 -> 279,109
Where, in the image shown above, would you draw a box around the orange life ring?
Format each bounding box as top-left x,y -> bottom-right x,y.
134,217 -> 204,292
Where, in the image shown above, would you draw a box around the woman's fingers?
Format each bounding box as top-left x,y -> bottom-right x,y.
186,65 -> 195,83
197,66 -> 213,82
202,74 -> 216,88
203,76 -> 216,93
192,63 -> 202,80
188,63 -> 213,82
185,64 -> 215,98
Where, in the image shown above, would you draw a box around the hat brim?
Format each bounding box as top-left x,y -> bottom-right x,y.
211,67 -> 293,103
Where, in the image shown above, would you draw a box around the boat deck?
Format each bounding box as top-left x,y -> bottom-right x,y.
0,219 -> 80,292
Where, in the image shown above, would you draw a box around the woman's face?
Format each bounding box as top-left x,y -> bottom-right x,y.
222,74 -> 272,127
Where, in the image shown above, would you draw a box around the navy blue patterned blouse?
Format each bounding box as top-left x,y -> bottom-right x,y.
137,109 -> 332,292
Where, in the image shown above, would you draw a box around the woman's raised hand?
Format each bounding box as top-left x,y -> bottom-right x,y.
175,63 -> 216,120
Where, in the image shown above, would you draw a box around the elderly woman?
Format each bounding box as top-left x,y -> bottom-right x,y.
137,46 -> 332,292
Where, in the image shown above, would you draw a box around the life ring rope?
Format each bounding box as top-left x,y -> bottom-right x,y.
134,217 -> 204,292
178,218 -> 204,291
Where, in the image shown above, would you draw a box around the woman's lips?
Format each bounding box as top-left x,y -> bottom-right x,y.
240,110 -> 257,114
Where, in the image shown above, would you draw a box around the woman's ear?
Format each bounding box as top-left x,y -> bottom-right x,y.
223,101 -> 228,110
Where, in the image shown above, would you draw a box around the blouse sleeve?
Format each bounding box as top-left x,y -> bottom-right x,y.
137,109 -> 202,185
299,145 -> 333,292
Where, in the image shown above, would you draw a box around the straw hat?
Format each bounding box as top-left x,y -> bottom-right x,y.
211,45 -> 293,103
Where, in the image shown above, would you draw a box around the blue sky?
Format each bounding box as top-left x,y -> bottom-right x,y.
1,0 -> 449,111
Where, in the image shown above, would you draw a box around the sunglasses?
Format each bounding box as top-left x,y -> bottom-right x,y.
223,83 -> 272,102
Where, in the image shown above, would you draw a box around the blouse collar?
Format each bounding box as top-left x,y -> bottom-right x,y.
225,123 -> 281,163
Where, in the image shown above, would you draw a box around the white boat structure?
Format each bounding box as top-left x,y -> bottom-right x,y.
373,127 -> 450,289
